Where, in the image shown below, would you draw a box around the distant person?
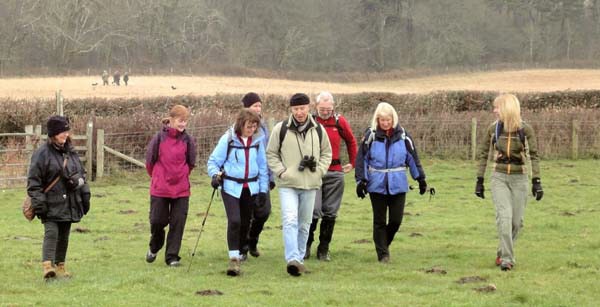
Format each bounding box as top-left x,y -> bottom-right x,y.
239,92 -> 274,260
27,115 -> 91,279
355,102 -> 428,263
266,93 -> 332,276
144,105 -> 197,267
207,109 -> 269,276
305,91 -> 357,261
475,93 -> 543,271
113,70 -> 121,86
102,70 -> 109,86
123,72 -> 129,86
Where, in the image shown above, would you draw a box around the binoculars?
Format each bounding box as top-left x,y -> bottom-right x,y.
298,155 -> 317,172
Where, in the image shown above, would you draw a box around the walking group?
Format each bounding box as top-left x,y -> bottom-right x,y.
27,92 -> 544,280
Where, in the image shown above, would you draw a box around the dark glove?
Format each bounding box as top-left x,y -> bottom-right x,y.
356,181 -> 368,199
269,181 -> 276,190
417,177 -> 427,195
81,183 -> 91,215
33,203 -> 48,217
211,174 -> 222,189
256,192 -> 267,208
532,178 -> 543,201
475,177 -> 485,199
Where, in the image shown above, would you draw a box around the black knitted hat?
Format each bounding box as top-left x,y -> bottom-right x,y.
47,115 -> 70,137
242,92 -> 261,108
289,93 -> 310,106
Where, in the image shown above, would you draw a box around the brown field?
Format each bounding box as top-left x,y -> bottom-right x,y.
2,69 -> 600,99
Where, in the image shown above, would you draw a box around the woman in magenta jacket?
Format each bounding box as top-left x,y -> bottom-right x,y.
144,105 -> 196,267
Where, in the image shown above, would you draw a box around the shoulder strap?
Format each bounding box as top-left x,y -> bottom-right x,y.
279,119 -> 288,150
493,121 -> 526,145
44,158 -> 67,193
151,132 -> 162,164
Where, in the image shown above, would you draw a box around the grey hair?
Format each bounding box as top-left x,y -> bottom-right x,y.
316,91 -> 334,104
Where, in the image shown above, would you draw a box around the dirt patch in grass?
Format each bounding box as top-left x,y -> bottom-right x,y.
75,227 -> 90,233
195,289 -> 223,296
457,276 -> 487,284
119,209 -> 137,214
352,239 -> 371,244
423,266 -> 447,274
474,284 -> 497,292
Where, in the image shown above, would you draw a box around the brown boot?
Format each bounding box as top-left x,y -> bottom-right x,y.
226,258 -> 241,276
55,262 -> 71,278
43,261 -> 56,279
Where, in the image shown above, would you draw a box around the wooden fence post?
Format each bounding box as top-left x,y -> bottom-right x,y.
86,120 -> 93,178
572,119 -> 579,160
55,90 -> 63,116
268,117 -> 275,132
96,129 -> 104,178
471,118 -> 477,160
25,125 -> 33,151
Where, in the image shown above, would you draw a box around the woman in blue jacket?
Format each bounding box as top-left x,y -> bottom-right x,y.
207,109 -> 269,276
355,102 -> 428,263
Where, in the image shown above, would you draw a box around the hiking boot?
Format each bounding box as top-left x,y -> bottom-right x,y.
146,250 -> 157,263
249,245 -> 261,258
495,256 -> 502,266
42,261 -> 56,279
240,252 -> 248,262
286,260 -> 302,277
317,249 -> 331,262
168,260 -> 181,267
500,262 -> 513,271
379,255 -> 390,264
55,262 -> 71,278
227,258 -> 241,276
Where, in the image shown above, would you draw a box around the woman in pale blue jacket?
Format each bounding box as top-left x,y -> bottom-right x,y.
207,109 -> 269,276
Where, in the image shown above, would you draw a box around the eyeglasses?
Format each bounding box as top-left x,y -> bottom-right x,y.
318,108 -> 333,113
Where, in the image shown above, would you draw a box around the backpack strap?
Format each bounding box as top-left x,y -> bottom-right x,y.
493,121 -> 526,146
279,118 -> 323,150
151,132 -> 162,164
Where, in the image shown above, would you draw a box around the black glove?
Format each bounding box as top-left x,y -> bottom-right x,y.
269,181 -> 276,190
211,174 -> 222,189
256,192 -> 267,208
475,177 -> 485,199
356,181 -> 368,199
33,203 -> 48,217
417,177 -> 427,195
532,178 -> 543,201
81,183 -> 91,215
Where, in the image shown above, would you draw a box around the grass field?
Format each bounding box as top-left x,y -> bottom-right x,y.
2,69 -> 600,99
1,160 -> 599,306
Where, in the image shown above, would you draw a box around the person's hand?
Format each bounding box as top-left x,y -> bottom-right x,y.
211,174 -> 222,189
342,163 -> 353,173
256,192 -> 267,208
269,181 -> 276,190
417,177 -> 427,195
532,178 -> 543,201
356,181 -> 368,199
33,203 -> 48,217
475,177 -> 485,199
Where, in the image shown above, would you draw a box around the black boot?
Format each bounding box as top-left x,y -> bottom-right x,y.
248,238 -> 260,257
317,217 -> 336,261
304,219 -> 318,259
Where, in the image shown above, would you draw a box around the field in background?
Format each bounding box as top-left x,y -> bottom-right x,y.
1,160 -> 599,306
3,69 -> 600,99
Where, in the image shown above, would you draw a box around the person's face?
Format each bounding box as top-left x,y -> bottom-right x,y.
291,104 -> 310,123
171,117 -> 188,132
242,120 -> 258,137
316,99 -> 334,120
493,103 -> 501,119
378,115 -> 393,130
54,130 -> 70,145
247,101 -> 262,117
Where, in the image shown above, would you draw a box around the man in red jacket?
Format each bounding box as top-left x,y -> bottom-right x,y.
305,91 -> 358,261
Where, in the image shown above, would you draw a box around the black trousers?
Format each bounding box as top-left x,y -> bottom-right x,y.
42,221 -> 72,263
369,192 -> 406,260
247,190 -> 271,248
149,196 -> 189,264
222,188 -> 253,253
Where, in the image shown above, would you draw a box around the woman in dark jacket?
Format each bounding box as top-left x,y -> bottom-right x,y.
27,115 -> 91,279
144,105 -> 196,267
355,102 -> 428,263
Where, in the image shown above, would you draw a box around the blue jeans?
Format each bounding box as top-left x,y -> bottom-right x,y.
279,187 -> 317,263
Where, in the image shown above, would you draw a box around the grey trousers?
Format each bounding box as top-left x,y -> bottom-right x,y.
42,221 -> 72,263
490,171 -> 528,265
313,171 -> 345,219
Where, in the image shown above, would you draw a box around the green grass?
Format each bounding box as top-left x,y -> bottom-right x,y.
1,160 -> 599,306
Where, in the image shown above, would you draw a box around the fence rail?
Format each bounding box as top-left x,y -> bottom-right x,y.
1,118 -> 598,188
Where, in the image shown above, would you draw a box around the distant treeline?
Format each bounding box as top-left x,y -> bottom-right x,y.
2,0 -> 600,76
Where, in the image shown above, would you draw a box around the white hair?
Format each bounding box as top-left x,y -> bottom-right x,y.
370,102 -> 398,131
316,91 -> 334,105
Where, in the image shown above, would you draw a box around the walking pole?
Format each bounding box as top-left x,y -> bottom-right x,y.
187,187 -> 217,272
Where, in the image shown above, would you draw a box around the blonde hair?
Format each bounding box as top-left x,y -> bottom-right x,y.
493,94 -> 522,132
162,105 -> 190,125
370,102 -> 398,131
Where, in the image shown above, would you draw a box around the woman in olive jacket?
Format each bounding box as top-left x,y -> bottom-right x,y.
27,116 -> 91,279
